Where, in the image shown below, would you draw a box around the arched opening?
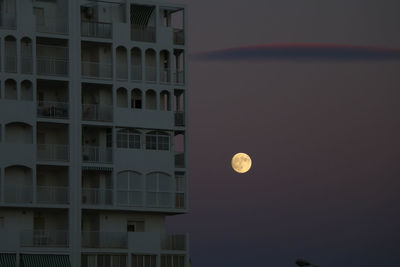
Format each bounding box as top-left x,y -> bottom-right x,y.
5,79 -> 17,100
21,80 -> 33,101
145,89 -> 156,110
146,172 -> 173,208
117,171 -> 144,206
116,87 -> 128,108
116,46 -> 128,80
5,122 -> 33,143
130,47 -> 142,81
21,37 -> 33,74
159,50 -> 170,83
145,49 -> 156,82
160,90 -> 170,111
131,89 -> 142,109
4,165 -> 33,203
5,35 -> 17,73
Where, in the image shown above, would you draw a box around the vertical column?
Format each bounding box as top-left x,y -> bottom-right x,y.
112,44 -> 116,80
156,49 -> 160,84
112,127 -> 117,206
0,167 -> 4,202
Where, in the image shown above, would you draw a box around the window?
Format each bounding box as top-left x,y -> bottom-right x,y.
145,131 -> 169,151
117,171 -> 144,206
81,254 -> 126,267
117,128 -> 141,149
132,255 -> 156,267
161,255 -> 185,267
127,220 -> 144,232
146,172 -> 173,208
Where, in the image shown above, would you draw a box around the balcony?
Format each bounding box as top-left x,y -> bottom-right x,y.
174,70 -> 185,85
37,101 -> 69,119
175,153 -> 185,168
146,192 -> 174,208
2,184 -> 33,204
160,68 -> 171,84
82,104 -> 113,122
81,61 -> 112,80
20,230 -> 69,248
5,56 -> 17,73
161,234 -> 187,251
173,29 -> 184,45
82,188 -> 113,205
36,186 -> 69,204
82,146 -> 112,164
0,15 -> 16,29
36,57 -> 69,76
37,144 -> 69,162
117,190 -> 144,207
174,111 -> 185,126
131,65 -> 142,81
131,25 -> 155,42
81,21 -> 112,39
36,17 -> 68,35
145,67 -> 157,83
82,231 -> 127,249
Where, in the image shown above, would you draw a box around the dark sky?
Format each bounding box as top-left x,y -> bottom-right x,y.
166,1 -> 400,266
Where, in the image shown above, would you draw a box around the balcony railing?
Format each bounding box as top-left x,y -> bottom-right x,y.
36,57 -> 68,76
81,20 -> 112,39
131,24 -> 155,42
82,104 -> 113,122
20,230 -> 69,247
81,61 -> 112,79
160,68 -> 171,84
174,70 -> 185,85
82,188 -> 113,205
36,186 -> 69,204
116,64 -> 128,80
146,191 -> 174,208
5,56 -> 17,73
3,184 -> 33,203
175,153 -> 185,168
117,190 -> 144,207
21,57 -> 33,74
36,17 -> 68,34
145,67 -> 157,82
37,101 -> 69,119
0,15 -> 16,29
131,64 -> 142,81
175,192 -> 185,209
174,111 -> 185,126
173,29 -> 184,45
82,231 -> 127,248
37,144 -> 69,161
82,146 -> 113,164
161,234 -> 187,251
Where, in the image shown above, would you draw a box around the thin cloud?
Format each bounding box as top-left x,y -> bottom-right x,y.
192,43 -> 400,61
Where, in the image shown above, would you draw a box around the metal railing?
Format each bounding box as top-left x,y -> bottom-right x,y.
36,16 -> 68,34
36,186 -> 69,204
174,70 -> 185,85
146,191 -> 174,208
175,192 -> 185,209
145,67 -> 157,82
81,20 -> 112,39
0,15 -> 16,29
117,190 -> 144,207
82,146 -> 113,164
131,64 -> 142,81
37,101 -> 69,119
3,184 -> 33,203
21,57 -> 33,74
82,188 -> 113,205
82,231 -> 127,248
175,153 -> 185,168
131,24 -> 156,42
36,57 -> 68,76
20,230 -> 69,247
37,144 -> 69,161
5,56 -> 17,73
161,234 -> 187,250
116,64 -> 128,80
81,61 -> 112,79
82,104 -> 113,122
174,111 -> 185,126
173,29 -> 184,45
160,68 -> 171,83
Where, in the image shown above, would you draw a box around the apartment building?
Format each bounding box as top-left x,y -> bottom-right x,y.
0,0 -> 188,266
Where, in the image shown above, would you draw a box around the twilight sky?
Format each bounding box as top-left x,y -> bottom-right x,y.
166,0 -> 400,266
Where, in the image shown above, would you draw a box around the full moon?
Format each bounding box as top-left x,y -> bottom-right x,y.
231,153 -> 252,173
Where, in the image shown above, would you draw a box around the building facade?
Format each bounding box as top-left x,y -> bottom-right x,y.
0,0 -> 188,266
